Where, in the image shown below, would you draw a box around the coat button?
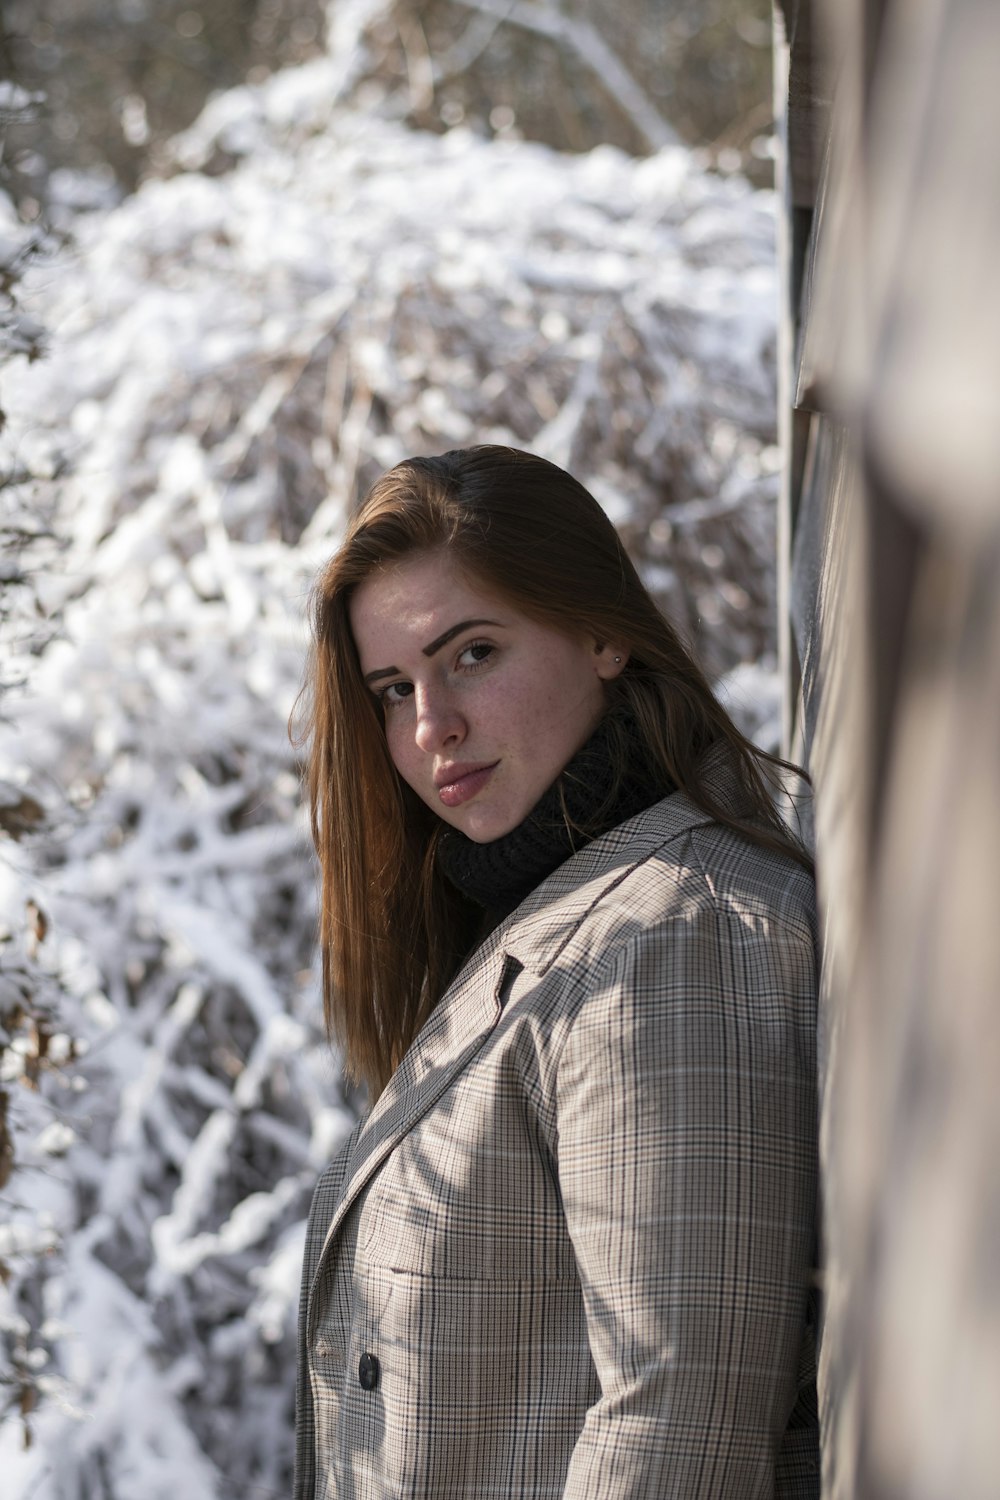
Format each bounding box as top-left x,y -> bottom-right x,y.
358,1352 -> 380,1390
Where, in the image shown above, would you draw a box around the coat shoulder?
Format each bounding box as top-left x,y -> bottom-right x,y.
505,798 -> 816,980
682,817 -> 817,942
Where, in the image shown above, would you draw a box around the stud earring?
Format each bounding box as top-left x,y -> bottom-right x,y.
613,656 -> 622,664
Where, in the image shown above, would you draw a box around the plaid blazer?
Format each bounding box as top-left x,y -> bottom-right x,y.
294,764 -> 820,1499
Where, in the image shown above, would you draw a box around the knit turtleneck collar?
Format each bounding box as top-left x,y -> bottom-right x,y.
436,707 -> 672,923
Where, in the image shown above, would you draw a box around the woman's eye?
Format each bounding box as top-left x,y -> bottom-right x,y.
379,681 -> 413,708
457,641 -> 494,670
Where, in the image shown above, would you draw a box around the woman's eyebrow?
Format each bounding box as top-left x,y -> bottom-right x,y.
422,618 -> 501,657
363,619 -> 502,685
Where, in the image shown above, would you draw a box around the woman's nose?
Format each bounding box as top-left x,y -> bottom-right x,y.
413,685 -> 466,752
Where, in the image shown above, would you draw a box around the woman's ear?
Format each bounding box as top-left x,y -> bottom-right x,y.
592,641 -> 629,680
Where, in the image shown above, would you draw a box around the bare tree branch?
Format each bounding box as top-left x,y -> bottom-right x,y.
447,0 -> 682,150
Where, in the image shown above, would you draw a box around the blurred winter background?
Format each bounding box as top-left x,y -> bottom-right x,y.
0,2 -> 780,1494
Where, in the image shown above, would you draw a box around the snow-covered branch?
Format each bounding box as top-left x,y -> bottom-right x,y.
0,39 -> 778,1497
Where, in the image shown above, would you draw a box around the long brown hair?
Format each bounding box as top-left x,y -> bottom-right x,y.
296,445 -> 809,1098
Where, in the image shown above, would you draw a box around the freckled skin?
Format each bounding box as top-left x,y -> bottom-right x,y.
349,550 -> 628,844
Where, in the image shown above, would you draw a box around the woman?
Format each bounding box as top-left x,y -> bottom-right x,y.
294,446 -> 819,1500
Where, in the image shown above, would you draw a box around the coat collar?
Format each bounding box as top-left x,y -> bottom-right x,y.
498,741 -> 744,976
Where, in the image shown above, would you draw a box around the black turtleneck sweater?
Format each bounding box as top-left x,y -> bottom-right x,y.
436,708 -> 673,926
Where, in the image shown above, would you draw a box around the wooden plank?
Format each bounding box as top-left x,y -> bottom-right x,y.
773,0 -> 803,754
863,0 -> 1000,534
786,0 -> 831,207
801,414 -> 874,1500
793,0 -> 868,419
793,124 -> 835,412
846,542 -> 1000,1500
789,6 -> 1000,1500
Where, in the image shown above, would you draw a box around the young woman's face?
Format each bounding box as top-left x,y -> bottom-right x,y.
349,549 -> 627,843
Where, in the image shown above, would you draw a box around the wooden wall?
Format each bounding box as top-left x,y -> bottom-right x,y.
774,1 -> 1000,1495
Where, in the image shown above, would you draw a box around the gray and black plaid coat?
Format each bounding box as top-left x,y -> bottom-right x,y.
294,760 -> 820,1499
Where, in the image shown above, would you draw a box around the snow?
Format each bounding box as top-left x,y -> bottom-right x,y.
0,82 -> 46,114
0,23 -> 779,1497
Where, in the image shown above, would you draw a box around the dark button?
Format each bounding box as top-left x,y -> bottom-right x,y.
358,1352 -> 380,1391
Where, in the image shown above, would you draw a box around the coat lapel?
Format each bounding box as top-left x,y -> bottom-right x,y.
314,932 -> 514,1262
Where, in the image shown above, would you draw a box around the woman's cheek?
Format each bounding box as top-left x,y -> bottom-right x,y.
386,725 -> 418,785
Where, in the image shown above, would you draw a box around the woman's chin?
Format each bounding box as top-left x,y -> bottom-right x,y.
448,816 -> 506,845
444,802 -> 521,845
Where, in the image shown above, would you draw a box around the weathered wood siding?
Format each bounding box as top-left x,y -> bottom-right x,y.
775,1 -> 1000,1495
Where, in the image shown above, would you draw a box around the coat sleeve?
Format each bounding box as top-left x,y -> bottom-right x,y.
293,1123 -> 361,1500
555,901 -> 818,1500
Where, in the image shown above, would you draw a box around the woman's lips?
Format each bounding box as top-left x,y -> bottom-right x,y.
437,762 -> 499,808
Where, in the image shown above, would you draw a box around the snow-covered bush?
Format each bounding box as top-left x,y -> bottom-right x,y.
0,34 -> 779,1497
0,78 -> 76,1455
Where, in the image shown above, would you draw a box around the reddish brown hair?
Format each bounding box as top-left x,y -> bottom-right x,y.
296,446 -> 808,1098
